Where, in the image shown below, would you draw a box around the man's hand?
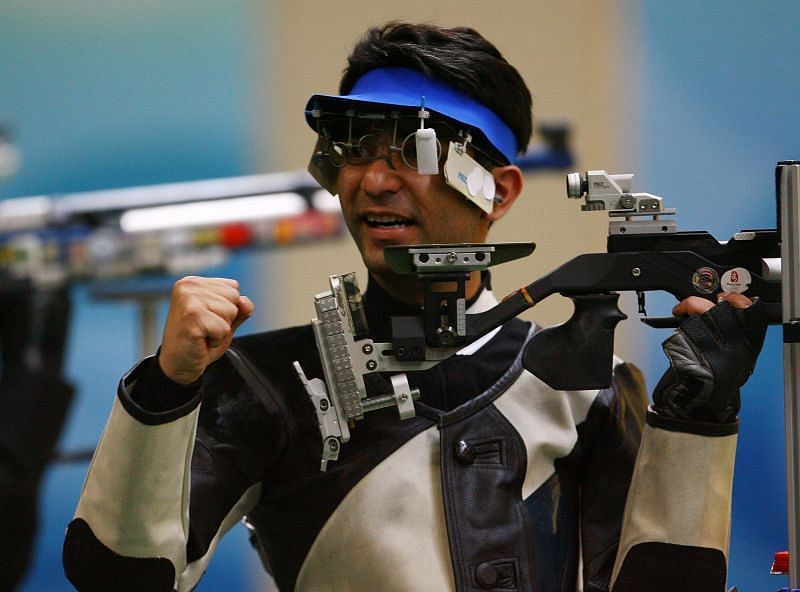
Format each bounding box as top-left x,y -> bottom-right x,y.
652,294 -> 768,423
158,276 -> 254,386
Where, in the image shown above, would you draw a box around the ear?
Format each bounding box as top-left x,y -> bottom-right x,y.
487,164 -> 524,222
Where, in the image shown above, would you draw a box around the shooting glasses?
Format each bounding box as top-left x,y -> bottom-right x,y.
305,67 -> 519,214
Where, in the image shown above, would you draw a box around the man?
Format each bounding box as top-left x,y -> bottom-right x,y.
63,23 -> 766,592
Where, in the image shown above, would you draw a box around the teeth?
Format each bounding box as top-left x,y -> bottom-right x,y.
365,215 -> 410,226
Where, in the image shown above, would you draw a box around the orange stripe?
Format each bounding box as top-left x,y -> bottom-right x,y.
520,287 -> 534,306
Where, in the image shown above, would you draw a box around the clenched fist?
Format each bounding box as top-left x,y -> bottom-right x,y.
158,276 -> 254,385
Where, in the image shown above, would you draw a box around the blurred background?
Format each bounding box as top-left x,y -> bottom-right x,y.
0,1 -> 797,590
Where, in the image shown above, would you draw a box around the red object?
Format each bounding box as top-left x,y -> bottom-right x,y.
220,224 -> 253,248
772,550 -> 789,575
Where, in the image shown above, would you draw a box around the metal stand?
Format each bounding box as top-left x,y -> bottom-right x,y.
137,294 -> 162,357
779,161 -> 800,588
89,279 -> 173,357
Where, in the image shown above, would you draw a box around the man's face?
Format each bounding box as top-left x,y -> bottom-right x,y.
334,129 -> 491,278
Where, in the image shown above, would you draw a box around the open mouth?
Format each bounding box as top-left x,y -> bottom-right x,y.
364,214 -> 414,229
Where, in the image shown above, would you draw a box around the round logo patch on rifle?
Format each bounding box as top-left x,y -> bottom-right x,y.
692,267 -> 719,294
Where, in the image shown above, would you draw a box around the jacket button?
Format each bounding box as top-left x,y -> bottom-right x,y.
475,562 -> 499,589
454,440 -> 475,465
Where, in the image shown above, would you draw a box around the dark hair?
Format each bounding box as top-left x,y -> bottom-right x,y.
340,22 -> 533,158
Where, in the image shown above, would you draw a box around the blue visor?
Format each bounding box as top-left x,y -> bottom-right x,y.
305,67 -> 518,163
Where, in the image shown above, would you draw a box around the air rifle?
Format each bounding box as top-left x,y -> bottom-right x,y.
297,169 -> 781,469
0,171 -> 344,290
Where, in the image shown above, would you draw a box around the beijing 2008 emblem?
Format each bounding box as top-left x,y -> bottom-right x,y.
720,267 -> 752,293
692,267 -> 719,294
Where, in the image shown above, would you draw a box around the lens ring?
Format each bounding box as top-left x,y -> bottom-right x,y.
328,141 -> 352,168
401,132 -> 442,170
354,133 -> 383,162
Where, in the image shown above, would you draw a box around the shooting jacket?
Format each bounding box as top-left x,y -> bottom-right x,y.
63,279 -> 737,592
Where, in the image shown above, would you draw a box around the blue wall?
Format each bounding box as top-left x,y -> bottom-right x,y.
0,2 -> 268,589
635,3 -> 799,590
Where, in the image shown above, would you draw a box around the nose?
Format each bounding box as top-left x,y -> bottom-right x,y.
360,152 -> 404,197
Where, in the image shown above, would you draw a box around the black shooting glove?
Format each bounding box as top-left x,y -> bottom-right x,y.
652,299 -> 768,424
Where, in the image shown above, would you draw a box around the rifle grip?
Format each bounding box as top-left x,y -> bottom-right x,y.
523,293 -> 627,390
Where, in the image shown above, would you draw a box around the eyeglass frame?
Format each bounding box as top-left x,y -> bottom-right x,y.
312,109 -> 507,172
